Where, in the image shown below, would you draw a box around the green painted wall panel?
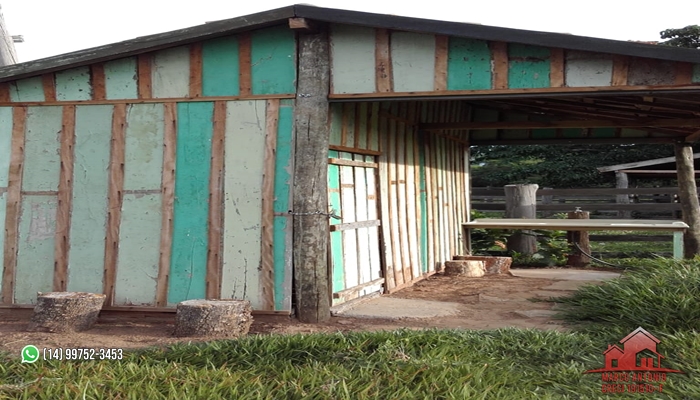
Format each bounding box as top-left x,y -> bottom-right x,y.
327,150 -> 344,292
168,102 -> 213,304
562,128 -> 584,138
0,193 -> 5,289
14,196 -> 57,304
105,57 -> 139,100
202,36 -> 240,97
330,24 -> 376,94
591,127 -> 616,138
693,64 -> 700,83
273,103 -> 294,310
55,67 -> 92,101
508,44 -> 551,89
531,129 -> 557,139
124,104 -> 165,190
115,193 -> 162,306
67,105 -> 112,293
21,107 -> 62,192
251,26 -> 296,95
10,76 -> 45,102
221,100 -> 265,308
391,32 -> 436,92
152,46 -> 191,98
0,107 -> 12,187
447,38 -> 492,90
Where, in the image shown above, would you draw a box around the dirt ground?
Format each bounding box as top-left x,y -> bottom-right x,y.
0,270 -> 575,358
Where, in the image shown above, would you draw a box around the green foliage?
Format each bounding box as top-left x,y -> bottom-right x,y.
553,258 -> 700,335
660,25 -> 700,48
470,143 -> 681,188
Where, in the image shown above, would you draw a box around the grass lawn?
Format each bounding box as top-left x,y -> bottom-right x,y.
2,258 -> 699,399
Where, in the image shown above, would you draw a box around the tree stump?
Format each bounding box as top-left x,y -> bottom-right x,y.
174,299 -> 253,338
27,292 -> 105,333
504,184 -> 538,255
443,261 -> 486,277
453,255 -> 512,274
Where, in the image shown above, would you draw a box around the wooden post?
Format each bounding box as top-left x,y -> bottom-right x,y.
674,142 -> 700,258
541,187 -> 553,218
504,184 -> 538,254
292,26 -> 331,323
615,171 -> 631,219
566,210 -> 590,268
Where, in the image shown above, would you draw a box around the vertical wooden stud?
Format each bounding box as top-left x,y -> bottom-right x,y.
205,101 -> 226,300
612,55 -> 630,86
550,48 -> 565,87
434,35 -> 449,91
0,82 -> 10,102
490,42 -> 508,89
258,99 -> 279,310
189,43 -> 204,98
102,104 -> 126,305
1,107 -> 27,304
52,105 -> 76,292
91,63 -> 107,101
42,73 -> 56,102
375,28 -> 393,93
156,103 -> 177,307
675,62 -> 693,85
137,54 -> 153,99
238,33 -> 252,96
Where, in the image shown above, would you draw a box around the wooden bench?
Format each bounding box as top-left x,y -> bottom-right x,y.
462,218 -> 689,259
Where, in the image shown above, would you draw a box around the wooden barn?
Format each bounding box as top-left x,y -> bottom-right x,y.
1,5 -> 699,322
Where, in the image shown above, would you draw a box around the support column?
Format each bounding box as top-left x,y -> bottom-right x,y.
504,184 -> 538,255
615,171 -> 631,219
674,142 -> 700,258
292,27 -> 331,323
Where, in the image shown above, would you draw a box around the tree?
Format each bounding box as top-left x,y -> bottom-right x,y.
660,25 -> 700,49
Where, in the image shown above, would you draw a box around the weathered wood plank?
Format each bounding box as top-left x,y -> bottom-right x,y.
342,103 -> 355,147
330,219 -> 381,232
1,107 -> 26,304
67,105 -> 112,294
202,36 -> 240,97
448,38 -> 492,90
391,32 -> 435,92
356,103 -> 368,149
418,135 -> 430,272
189,43 -> 203,98
259,99 -> 279,310
329,145 -> 381,156
156,103 -> 176,307
328,158 -> 378,168
91,64 -> 107,101
375,28 -> 392,92
612,55 -> 630,86
339,158 -> 359,289
55,67 -> 92,101
273,100 -> 294,311
0,83 -> 9,102
377,113 -> 395,290
0,109 -> 11,289
221,100 -> 265,308
168,102 -> 213,304
251,26 -> 296,95
433,35 -> 449,91
103,104 -> 126,306
14,196 -> 57,304
490,41 -> 508,90
365,155 -> 382,282
9,77 -> 44,102
333,277 -> 384,299
550,48 -> 565,87
206,101 -> 226,300
137,54 -> 153,99
387,115 -> 403,286
352,154 -> 371,292
104,57 -> 139,100
395,112 -> 412,284
42,74 -> 56,101
330,24 -> 376,94
405,128 -> 421,280
238,33 -> 252,96
152,46 -> 190,99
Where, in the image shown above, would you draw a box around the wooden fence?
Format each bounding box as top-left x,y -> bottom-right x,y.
471,187 -> 686,218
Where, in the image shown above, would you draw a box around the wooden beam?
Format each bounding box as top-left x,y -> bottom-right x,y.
259,99 -> 279,310
206,101 -> 226,300
1,107 -> 26,304
330,219 -> 381,232
292,28 -> 331,323
102,103 -> 126,306
0,82 -> 9,102
288,17 -> 318,33
90,63 -> 107,101
238,33 -> 252,96
156,103 -> 177,307
375,28 -> 392,93
422,117 -> 700,131
549,48 -> 565,88
490,41 -> 508,90
42,73 -> 56,101
674,142 -> 700,257
328,158 -> 378,168
598,153 -> 700,172
685,129 -> 700,142
53,105 -> 76,292
328,145 -> 381,156
137,54 -> 152,99
434,35 -> 449,91
612,55 -> 629,86
189,43 -> 203,98
332,277 -> 384,299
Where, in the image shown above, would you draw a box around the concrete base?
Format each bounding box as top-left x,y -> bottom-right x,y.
335,297 -> 461,320
510,268 -> 620,281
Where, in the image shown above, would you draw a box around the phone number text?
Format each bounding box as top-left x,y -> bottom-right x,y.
42,348 -> 123,361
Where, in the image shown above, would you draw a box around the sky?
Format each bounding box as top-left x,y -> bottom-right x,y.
2,0 -> 700,63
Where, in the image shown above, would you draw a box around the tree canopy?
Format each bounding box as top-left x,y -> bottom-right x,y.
659,25 -> 700,49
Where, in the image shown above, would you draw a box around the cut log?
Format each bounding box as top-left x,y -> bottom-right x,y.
27,292 -> 106,333
566,210 -> 591,267
443,260 -> 485,277
452,255 -> 512,274
174,299 -> 253,338
504,184 -> 538,254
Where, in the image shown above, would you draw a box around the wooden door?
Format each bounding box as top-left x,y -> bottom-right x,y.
327,151 -> 383,305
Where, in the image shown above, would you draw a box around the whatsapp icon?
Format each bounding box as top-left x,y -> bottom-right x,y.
21,345 -> 40,363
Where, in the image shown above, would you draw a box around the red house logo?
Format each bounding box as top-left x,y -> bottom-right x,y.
585,327 -> 682,373
585,327 -> 684,394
